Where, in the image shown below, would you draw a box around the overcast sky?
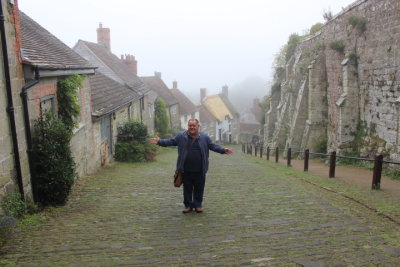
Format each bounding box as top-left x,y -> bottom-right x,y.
19,0 -> 355,104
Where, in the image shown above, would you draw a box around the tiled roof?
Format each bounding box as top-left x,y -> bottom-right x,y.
89,72 -> 140,117
140,76 -> 178,106
197,105 -> 216,123
73,40 -> 149,95
20,12 -> 94,70
170,88 -> 197,115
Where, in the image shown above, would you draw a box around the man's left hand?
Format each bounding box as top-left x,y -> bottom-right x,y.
224,148 -> 233,155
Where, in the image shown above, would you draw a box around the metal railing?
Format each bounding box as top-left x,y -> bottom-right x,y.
241,143 -> 400,190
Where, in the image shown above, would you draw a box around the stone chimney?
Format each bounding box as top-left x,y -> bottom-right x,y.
222,85 -> 229,97
155,71 -> 162,79
121,54 -> 137,75
97,23 -> 111,51
253,97 -> 260,108
172,81 -> 178,89
200,88 -> 207,102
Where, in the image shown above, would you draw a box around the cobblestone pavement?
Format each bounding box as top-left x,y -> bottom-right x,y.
2,146 -> 400,266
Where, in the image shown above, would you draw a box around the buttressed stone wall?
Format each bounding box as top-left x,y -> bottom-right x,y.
264,0 -> 400,160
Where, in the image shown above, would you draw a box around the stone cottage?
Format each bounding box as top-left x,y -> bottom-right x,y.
141,72 -> 180,129
20,12 -> 97,188
197,104 -> 217,141
73,23 -> 153,136
170,81 -> 199,129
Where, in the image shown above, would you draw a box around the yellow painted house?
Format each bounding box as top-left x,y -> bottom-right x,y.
200,86 -> 239,144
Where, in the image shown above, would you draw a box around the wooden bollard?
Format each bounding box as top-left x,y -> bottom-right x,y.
329,151 -> 336,178
304,149 -> 309,172
260,146 -> 263,158
267,146 -> 270,160
255,146 -> 258,157
275,147 -> 279,163
372,154 -> 383,190
287,148 -> 292,167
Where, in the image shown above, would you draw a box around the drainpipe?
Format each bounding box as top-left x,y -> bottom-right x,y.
21,67 -> 40,202
0,2 -> 24,199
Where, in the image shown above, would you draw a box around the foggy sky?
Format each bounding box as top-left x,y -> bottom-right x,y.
19,0 -> 355,108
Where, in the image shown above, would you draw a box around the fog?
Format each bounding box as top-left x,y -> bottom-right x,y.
19,0 -> 355,109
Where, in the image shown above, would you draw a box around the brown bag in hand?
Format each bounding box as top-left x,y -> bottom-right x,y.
174,170 -> 183,187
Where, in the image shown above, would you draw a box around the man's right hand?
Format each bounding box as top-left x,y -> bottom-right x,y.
149,138 -> 159,145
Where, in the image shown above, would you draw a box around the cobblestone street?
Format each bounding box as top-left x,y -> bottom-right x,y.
2,146 -> 400,266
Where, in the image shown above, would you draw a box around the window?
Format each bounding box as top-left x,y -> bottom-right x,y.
40,95 -> 55,115
128,104 -> 132,120
171,105 -> 177,115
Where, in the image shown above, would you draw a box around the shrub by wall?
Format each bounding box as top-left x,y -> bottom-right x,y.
115,120 -> 157,162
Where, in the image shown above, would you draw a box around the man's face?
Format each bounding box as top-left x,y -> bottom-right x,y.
187,120 -> 200,136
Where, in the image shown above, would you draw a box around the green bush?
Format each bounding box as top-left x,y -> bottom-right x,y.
285,33 -> 301,62
115,121 -> 157,162
57,74 -> 84,131
154,98 -> 170,138
117,120 -> 148,143
348,14 -> 366,32
329,40 -> 345,53
310,22 -> 324,35
33,113 -> 75,206
315,136 -> 328,153
115,141 -> 157,162
0,193 -> 26,219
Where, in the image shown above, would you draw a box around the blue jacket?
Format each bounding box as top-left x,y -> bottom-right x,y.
157,131 -> 226,173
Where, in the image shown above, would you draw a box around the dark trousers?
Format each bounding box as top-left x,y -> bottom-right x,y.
183,172 -> 206,208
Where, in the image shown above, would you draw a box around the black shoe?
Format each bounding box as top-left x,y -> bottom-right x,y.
195,207 -> 204,213
182,207 -> 193,213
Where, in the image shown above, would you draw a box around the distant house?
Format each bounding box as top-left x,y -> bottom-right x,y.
200,86 -> 239,143
73,24 -> 153,136
197,105 -> 217,140
20,12 -> 97,181
239,97 -> 262,143
141,72 -> 180,129
170,81 -> 199,129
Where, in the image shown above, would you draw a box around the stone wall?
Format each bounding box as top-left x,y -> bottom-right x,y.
264,0 -> 400,159
0,0 -> 31,199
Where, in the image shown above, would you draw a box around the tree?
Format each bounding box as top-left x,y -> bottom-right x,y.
154,98 -> 169,138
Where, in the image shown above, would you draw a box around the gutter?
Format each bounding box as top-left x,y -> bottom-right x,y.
20,67 -> 40,202
0,2 -> 24,199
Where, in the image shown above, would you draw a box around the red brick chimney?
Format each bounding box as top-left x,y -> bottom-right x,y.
121,54 -> 137,75
97,23 -> 111,51
200,88 -> 207,102
172,81 -> 178,89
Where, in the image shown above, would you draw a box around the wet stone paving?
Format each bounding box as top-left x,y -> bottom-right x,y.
1,146 -> 400,266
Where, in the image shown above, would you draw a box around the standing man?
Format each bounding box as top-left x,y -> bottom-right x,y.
150,119 -> 233,213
